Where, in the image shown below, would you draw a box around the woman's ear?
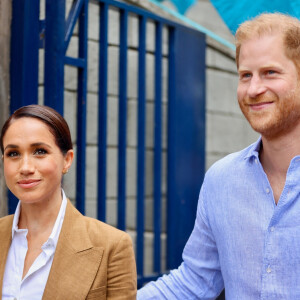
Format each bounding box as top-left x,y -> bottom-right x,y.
63,150 -> 74,174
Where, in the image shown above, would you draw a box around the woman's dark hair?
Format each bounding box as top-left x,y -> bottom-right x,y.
0,105 -> 73,155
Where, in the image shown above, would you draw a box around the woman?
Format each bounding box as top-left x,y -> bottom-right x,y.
0,105 -> 137,300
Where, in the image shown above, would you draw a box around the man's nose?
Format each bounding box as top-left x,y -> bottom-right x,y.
247,76 -> 267,98
19,155 -> 35,174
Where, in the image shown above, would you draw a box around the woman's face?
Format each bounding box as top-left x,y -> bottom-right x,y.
2,117 -> 73,205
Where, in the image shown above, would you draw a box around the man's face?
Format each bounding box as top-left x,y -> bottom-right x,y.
237,34 -> 300,139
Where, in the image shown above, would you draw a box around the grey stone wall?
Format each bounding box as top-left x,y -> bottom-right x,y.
129,0 -> 259,170
0,0 -> 11,217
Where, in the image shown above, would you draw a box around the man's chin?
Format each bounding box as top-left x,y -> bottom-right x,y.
249,120 -> 278,139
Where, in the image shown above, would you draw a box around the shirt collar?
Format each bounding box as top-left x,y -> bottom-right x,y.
11,189 -> 68,250
46,189 -> 67,248
243,136 -> 262,161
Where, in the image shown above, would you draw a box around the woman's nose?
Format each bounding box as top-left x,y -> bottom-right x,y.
19,155 -> 35,174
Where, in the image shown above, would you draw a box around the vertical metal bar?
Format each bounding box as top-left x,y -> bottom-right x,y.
117,9 -> 128,231
166,26 -> 176,270
10,0 -> 39,112
153,21 -> 163,274
166,25 -> 206,269
75,0 -> 88,214
44,0 -> 66,114
98,2 -> 109,221
136,15 -> 147,277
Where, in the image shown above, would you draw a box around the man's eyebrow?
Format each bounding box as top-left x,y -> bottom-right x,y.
237,66 -> 250,72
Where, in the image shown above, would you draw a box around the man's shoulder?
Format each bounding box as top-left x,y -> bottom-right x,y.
206,141 -> 258,178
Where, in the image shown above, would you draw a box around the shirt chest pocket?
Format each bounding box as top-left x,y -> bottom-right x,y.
86,286 -> 106,299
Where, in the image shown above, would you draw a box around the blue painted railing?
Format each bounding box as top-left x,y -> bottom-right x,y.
10,0 -> 206,288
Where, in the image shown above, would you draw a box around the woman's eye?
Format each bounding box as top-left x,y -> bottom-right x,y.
6,151 -> 19,158
34,148 -> 47,155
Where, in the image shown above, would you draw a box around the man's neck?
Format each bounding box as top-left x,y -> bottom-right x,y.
260,127 -> 300,203
260,131 -> 300,174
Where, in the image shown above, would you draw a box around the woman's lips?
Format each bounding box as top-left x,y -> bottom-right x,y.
17,179 -> 41,189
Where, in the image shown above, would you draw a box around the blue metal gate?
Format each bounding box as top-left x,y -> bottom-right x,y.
10,0 -> 206,287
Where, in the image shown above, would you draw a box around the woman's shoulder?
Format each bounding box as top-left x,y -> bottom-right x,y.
0,214 -> 14,225
83,215 -> 130,240
65,200 -> 134,250
80,216 -> 134,255
0,214 -> 14,236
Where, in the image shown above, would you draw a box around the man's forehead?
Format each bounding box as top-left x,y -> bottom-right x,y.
238,33 -> 285,62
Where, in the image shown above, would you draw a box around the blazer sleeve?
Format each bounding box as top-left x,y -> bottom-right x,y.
106,232 -> 137,299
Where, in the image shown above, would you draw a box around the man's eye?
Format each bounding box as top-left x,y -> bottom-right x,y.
266,70 -> 276,75
34,148 -> 47,155
239,73 -> 251,80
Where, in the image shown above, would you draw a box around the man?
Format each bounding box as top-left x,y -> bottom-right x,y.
138,13 -> 300,299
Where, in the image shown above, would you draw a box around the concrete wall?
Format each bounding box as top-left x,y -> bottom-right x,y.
129,0 -> 259,169
0,0 -> 11,217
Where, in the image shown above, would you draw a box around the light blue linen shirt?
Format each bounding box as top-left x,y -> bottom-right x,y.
138,138 -> 300,299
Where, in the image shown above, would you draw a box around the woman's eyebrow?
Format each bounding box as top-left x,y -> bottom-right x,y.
4,144 -> 19,151
4,142 -> 53,151
30,142 -> 52,148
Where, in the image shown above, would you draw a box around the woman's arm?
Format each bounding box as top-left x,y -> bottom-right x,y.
106,233 -> 137,299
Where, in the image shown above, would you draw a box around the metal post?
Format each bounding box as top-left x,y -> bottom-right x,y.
44,0 -> 66,114
117,9 -> 128,230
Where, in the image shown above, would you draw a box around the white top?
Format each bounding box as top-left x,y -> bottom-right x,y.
2,190 -> 67,300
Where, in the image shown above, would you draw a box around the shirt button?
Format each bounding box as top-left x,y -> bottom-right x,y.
270,227 -> 275,232
266,188 -> 270,194
266,266 -> 272,273
255,159 -> 258,164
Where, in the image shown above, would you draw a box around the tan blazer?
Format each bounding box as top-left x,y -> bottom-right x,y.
0,200 -> 137,299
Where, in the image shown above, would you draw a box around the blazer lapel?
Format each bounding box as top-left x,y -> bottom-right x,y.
0,215 -> 13,298
43,201 -> 104,300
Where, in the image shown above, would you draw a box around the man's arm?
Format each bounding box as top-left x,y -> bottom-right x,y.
137,180 -> 224,299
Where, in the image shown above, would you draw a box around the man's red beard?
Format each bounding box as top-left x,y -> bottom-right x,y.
238,90 -> 300,140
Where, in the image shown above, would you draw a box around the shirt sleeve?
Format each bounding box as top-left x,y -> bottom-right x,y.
137,177 -> 224,299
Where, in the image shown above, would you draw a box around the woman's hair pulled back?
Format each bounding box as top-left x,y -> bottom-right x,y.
0,104 -> 73,155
